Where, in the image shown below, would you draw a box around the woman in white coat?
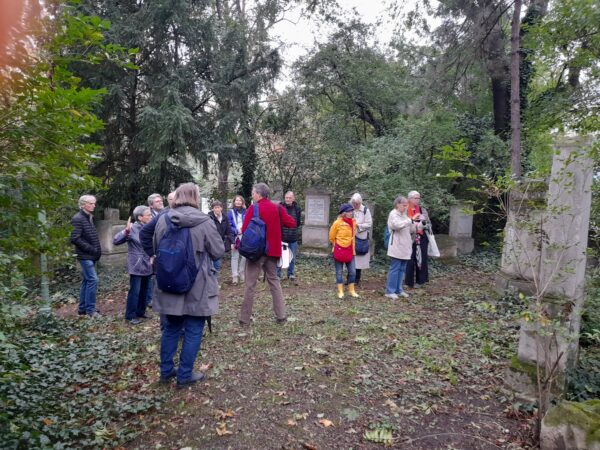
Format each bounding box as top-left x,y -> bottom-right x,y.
385,196 -> 415,299
350,193 -> 372,287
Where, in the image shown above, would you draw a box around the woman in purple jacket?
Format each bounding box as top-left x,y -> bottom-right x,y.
113,205 -> 153,324
227,195 -> 247,284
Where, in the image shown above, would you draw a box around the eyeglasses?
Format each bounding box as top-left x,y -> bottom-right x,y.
86,202 -> 96,205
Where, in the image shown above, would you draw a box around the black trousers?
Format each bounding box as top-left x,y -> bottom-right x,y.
405,233 -> 429,287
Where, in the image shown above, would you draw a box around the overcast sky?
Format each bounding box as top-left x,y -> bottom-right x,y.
270,0 -> 434,90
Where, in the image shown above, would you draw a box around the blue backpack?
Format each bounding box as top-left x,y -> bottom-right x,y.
238,203 -> 266,262
155,214 -> 200,294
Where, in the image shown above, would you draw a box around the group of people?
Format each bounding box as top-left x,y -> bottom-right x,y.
69,183 -> 430,388
327,191 -> 430,300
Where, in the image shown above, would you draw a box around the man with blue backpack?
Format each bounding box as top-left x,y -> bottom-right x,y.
238,183 -> 297,326
150,183 -> 225,389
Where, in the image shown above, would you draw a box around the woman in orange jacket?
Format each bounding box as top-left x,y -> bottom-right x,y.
329,203 -> 359,299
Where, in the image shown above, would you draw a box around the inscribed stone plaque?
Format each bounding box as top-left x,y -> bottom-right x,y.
307,198 -> 326,224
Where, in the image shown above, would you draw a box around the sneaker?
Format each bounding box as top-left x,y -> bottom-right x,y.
77,310 -> 86,316
159,368 -> 177,384
128,318 -> 142,325
398,291 -> 409,298
232,277 -> 239,285
239,320 -> 250,327
289,276 -> 299,286
138,313 -> 153,319
384,293 -> 399,300
276,317 -> 287,325
176,372 -> 205,389
87,311 -> 101,318
415,283 -> 423,289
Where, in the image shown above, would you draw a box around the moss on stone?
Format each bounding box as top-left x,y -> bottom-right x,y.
510,355 -> 540,381
543,400 -> 600,444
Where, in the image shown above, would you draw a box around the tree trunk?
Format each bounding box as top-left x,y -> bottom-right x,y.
510,0 -> 522,180
491,76 -> 510,137
217,152 -> 230,203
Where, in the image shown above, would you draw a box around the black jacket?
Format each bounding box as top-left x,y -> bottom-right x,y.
208,211 -> 234,252
280,201 -> 302,243
70,210 -> 101,261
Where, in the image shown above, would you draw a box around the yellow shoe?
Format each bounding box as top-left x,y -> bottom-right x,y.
336,284 -> 345,299
348,283 -> 360,298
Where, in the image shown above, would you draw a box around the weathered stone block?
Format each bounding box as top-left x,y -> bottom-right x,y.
541,400 -> 600,450
455,236 -> 474,255
434,234 -> 457,259
301,225 -> 329,249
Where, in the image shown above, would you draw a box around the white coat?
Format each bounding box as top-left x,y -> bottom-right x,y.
387,209 -> 414,260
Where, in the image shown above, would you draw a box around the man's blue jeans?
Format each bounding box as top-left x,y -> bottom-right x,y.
277,241 -> 298,278
160,315 -> 206,382
78,259 -> 98,314
125,275 -> 150,320
386,257 -> 408,294
146,276 -> 154,307
335,257 -> 356,284
213,258 -> 222,273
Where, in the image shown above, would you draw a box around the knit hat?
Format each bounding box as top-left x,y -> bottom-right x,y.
338,203 -> 353,215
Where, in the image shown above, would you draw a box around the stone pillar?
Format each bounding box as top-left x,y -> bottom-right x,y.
200,197 -> 210,214
301,188 -> 331,252
96,208 -> 127,268
449,202 -> 475,255
519,137 -> 594,373
505,136 -> 594,399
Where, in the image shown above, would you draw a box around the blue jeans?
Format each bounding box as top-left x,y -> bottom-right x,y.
277,241 -> 298,278
335,257 -> 356,284
146,276 -> 154,307
125,275 -> 150,320
213,258 -> 222,273
386,258 -> 408,294
160,315 -> 206,382
78,259 -> 98,314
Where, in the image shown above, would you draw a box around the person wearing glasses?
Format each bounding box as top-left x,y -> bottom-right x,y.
405,190 -> 431,289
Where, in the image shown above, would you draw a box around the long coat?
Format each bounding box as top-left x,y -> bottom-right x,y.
353,205 -> 373,269
151,206 -> 225,317
113,221 -> 153,276
386,209 -> 415,260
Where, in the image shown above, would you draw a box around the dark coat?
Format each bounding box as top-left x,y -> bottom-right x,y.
280,201 -> 302,243
113,222 -> 153,276
70,210 -> 101,261
209,211 -> 234,252
152,206 -> 225,317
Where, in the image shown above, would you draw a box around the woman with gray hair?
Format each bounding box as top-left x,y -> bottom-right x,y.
113,205 -> 154,324
405,190 -> 431,288
385,196 -> 415,299
350,193 -> 372,287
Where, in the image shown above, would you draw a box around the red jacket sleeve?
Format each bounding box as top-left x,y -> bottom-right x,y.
279,205 -> 297,228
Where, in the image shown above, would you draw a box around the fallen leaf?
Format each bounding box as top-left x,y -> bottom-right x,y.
318,419 -> 334,427
199,362 -> 213,371
302,443 -> 317,450
287,419 -> 297,426
42,418 -> 53,426
215,422 -> 233,436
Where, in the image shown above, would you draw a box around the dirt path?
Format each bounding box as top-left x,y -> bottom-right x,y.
56,258 -> 534,449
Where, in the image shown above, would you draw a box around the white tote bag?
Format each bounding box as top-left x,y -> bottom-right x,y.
278,242 -> 293,269
427,231 -> 441,258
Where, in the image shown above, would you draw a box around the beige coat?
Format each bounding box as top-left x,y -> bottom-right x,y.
152,206 -> 225,317
353,204 -> 372,269
386,209 -> 414,260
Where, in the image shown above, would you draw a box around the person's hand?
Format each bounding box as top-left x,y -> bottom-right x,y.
125,217 -> 132,232
149,256 -> 155,265
231,244 -> 235,250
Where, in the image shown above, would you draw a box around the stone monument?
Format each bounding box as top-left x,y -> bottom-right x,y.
449,202 -> 475,255
503,136 -> 594,398
301,187 -> 331,251
96,208 -> 127,268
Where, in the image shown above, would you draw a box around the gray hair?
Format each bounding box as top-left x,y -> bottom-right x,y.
253,182 -> 270,199
407,191 -> 420,199
394,196 -> 408,206
350,193 -> 362,204
132,205 -> 150,221
147,193 -> 162,206
78,195 -> 96,208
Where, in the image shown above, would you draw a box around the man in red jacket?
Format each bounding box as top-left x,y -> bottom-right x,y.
239,183 -> 296,325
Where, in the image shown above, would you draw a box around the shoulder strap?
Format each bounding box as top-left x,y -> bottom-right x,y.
253,203 -> 259,219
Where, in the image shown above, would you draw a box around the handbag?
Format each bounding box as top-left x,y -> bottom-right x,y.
234,236 -> 241,250
333,242 -> 354,263
427,230 -> 441,258
278,242 -> 293,269
355,236 -> 369,255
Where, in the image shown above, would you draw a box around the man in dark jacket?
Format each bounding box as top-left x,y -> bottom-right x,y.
278,191 -> 302,284
70,195 -> 102,317
208,200 -> 233,274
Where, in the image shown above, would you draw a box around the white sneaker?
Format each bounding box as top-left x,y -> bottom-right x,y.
384,293 -> 399,300
398,291 -> 409,298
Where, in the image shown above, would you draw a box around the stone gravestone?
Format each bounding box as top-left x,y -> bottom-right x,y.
503,136 -> 594,402
301,188 -> 330,252
449,202 -> 475,255
96,208 -> 127,268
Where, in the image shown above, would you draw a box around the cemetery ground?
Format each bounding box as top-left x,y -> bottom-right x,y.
3,252 -> 599,449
